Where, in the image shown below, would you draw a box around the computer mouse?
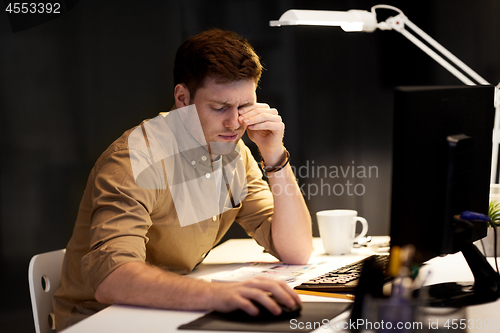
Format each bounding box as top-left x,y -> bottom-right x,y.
215,296 -> 302,322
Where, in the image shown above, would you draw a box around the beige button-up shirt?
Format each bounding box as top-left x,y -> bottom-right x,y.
53,110 -> 278,331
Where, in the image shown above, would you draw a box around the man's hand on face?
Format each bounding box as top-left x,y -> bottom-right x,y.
238,103 -> 285,161
208,276 -> 301,316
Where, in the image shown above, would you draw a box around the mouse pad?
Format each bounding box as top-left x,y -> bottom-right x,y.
178,302 -> 351,332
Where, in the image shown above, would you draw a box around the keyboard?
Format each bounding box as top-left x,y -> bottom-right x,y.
294,254 -> 389,293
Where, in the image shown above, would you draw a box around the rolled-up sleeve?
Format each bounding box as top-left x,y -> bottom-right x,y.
80,147 -> 162,292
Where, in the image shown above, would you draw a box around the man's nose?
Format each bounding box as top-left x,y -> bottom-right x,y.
224,108 -> 241,131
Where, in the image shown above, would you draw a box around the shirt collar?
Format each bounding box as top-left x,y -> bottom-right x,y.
162,106 -> 241,170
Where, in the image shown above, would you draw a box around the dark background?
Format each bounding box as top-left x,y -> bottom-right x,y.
1,0 -> 499,331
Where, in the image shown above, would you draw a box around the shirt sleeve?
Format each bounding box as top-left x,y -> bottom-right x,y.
80,146 -> 163,292
234,144 -> 281,260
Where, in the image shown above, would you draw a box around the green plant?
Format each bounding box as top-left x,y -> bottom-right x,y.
488,201 -> 500,227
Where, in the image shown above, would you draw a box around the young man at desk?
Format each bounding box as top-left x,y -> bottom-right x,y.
53,29 -> 313,331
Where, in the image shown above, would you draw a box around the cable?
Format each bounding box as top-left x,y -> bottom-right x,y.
494,225 -> 499,274
479,238 -> 487,258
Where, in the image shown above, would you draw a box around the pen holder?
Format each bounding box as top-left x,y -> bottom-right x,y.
359,295 -> 420,333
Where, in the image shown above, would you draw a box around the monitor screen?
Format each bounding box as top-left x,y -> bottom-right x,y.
390,85 -> 495,264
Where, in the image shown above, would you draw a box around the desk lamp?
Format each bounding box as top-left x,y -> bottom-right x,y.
271,5 -> 500,184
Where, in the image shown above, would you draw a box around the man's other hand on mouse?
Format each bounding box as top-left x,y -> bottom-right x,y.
208,276 -> 301,316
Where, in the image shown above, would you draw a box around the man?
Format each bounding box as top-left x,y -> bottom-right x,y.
54,28 -> 313,331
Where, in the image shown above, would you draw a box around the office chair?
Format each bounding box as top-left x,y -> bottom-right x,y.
28,249 -> 66,333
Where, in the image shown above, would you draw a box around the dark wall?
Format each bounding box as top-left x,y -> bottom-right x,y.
1,0 -> 499,331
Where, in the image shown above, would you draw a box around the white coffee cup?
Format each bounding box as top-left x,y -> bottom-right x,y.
317,209 -> 369,255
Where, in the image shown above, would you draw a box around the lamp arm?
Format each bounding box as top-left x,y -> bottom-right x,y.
403,17 -> 490,85
397,25 -> 476,85
385,14 -> 490,86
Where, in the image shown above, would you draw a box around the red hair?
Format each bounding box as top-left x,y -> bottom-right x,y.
174,29 -> 263,96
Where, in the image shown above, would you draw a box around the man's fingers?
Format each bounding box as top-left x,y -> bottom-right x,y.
238,102 -> 270,115
247,120 -> 285,133
242,277 -> 298,309
211,277 -> 299,317
236,298 -> 261,316
245,291 -> 282,316
267,280 -> 301,308
239,107 -> 279,123
243,113 -> 283,126
232,287 -> 279,316
211,286 -> 261,315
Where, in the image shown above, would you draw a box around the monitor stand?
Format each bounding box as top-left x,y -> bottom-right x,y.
419,227 -> 500,307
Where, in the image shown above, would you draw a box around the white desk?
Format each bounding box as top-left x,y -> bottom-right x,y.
62,238 -> 500,333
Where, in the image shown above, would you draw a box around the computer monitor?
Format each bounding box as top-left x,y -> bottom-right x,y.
389,85 -> 500,306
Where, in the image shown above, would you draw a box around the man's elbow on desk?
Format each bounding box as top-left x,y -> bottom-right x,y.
277,242 -> 313,265
281,253 -> 312,265
271,219 -> 314,265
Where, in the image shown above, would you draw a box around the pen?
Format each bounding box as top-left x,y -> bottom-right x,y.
295,290 -> 355,300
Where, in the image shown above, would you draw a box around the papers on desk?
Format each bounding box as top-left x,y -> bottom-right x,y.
209,262 -> 325,283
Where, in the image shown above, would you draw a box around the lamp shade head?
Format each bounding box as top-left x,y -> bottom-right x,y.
270,9 -> 378,32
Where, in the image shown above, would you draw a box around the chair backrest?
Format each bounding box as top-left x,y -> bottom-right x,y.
28,249 -> 66,333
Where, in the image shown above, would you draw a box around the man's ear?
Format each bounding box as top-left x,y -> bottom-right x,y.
174,84 -> 191,108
